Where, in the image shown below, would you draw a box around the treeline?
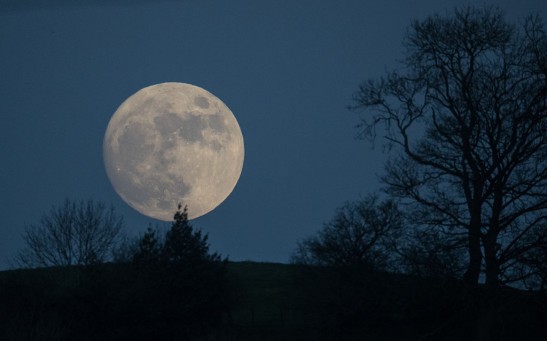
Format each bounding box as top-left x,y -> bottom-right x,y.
0,205 -> 229,340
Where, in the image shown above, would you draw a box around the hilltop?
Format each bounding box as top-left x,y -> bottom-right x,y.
0,261 -> 545,340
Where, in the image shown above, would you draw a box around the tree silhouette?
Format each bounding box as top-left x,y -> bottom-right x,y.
352,6 -> 546,289
17,199 -> 123,267
132,226 -> 161,265
398,226 -> 467,280
292,195 -> 402,271
351,7 -> 547,340
126,204 -> 229,339
162,204 -> 221,263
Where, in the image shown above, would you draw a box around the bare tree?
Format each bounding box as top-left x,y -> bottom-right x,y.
351,7 -> 547,292
17,199 -> 124,268
291,195 -> 402,271
398,225 -> 467,279
505,221 -> 547,290
351,8 -> 547,340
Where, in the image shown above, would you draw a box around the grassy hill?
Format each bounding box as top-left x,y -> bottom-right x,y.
1,261 -> 546,340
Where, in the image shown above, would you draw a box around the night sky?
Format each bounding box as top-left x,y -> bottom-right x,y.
1,0 -> 546,270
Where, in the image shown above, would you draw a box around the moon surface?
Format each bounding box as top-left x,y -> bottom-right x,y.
103,82 -> 244,221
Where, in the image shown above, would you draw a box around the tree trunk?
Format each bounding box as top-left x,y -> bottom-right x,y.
483,235 -> 499,290
475,285 -> 500,341
475,235 -> 500,341
464,221 -> 482,287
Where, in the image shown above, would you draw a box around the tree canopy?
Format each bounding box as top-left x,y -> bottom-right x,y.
352,6 -> 547,290
17,199 -> 123,268
292,195 -> 402,271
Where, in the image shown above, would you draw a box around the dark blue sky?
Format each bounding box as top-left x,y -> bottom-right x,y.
1,0 -> 545,269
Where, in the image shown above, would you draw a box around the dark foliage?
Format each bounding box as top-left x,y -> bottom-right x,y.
124,204 -> 229,340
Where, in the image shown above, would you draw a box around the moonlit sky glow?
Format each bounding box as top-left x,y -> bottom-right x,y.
1,0 -> 545,269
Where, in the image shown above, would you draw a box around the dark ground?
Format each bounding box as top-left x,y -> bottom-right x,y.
0,261 -> 546,340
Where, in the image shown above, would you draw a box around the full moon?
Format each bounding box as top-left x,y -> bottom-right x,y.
103,82 -> 244,221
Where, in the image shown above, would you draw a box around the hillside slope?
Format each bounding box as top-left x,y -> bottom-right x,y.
1,262 -> 546,340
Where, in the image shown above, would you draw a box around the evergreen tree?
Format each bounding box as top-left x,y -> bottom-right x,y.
162,204 -> 220,264
123,204 -> 229,339
132,226 -> 161,265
